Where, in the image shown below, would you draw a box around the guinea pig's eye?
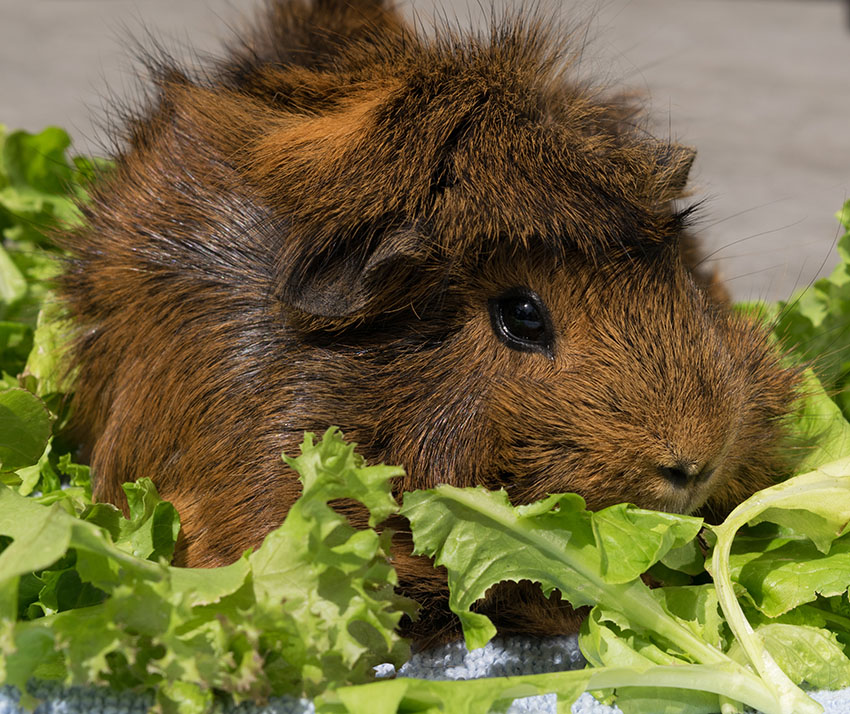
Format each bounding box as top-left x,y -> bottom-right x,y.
488,288 -> 554,358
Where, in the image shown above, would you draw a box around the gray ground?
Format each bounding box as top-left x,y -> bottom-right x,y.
2,0 -> 849,302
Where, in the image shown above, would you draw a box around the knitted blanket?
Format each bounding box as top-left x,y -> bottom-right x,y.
1,635 -> 845,713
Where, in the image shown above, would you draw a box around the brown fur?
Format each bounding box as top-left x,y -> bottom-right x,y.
57,0 -> 798,649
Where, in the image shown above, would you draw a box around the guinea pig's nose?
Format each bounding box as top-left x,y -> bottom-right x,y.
658,461 -> 714,489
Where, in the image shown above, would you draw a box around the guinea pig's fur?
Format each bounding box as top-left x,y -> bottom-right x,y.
58,0 -> 799,647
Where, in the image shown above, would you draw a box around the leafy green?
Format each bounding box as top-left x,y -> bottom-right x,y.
0,321 -> 32,382
0,429 -> 413,713
706,459 -> 850,713
0,388 -> 52,471
0,125 -> 85,330
774,202 -> 850,419
751,623 -> 850,691
401,478 -> 836,714
728,523 -> 850,618
0,126 -> 89,510
402,488 -> 705,652
790,368 -> 850,473
0,126 -> 83,244
23,298 -> 75,398
249,430 -> 413,697
117,480 -> 180,562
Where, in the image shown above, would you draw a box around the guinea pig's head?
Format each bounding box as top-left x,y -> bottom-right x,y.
150,9 -> 799,523
267,53 -> 796,520
339,239 -> 798,523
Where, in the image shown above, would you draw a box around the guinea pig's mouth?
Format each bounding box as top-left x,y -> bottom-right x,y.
656,474 -> 720,517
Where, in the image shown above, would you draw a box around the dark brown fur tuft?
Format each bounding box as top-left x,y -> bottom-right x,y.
57,0 -> 799,647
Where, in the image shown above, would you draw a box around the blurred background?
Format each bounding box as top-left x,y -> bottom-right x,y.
2,0 -> 849,302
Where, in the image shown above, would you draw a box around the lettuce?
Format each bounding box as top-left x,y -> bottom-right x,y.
0,430 -> 412,713
0,125 -> 84,330
773,203 -> 850,419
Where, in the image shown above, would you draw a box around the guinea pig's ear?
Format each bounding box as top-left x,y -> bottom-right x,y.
653,143 -> 697,198
277,226 -> 430,321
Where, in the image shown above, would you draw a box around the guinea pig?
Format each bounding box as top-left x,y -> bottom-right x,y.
57,0 -> 799,647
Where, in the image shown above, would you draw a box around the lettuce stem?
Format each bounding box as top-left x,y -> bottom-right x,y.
333,663 -> 783,714
711,488 -> 830,714
584,664 -> 778,714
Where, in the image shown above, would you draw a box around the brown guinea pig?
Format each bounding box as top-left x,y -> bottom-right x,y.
58,0 -> 798,647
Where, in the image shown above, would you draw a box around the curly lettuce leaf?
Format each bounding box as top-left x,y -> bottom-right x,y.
0,125 -> 100,502
0,126 -> 82,244
0,429 -> 413,713
0,126 -> 84,330
250,428 -> 413,698
117,479 -> 180,562
23,298 -> 74,398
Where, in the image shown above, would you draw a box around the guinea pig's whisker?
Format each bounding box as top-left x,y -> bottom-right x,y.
693,218 -> 808,272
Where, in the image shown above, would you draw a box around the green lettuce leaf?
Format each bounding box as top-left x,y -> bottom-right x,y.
0,387 -> 52,472
710,458 -> 850,714
755,623 -> 850,691
23,298 -> 74,398
774,200 -> 850,420
0,429 -> 413,712
250,428 -> 413,698
0,127 -> 82,330
117,479 -> 180,562
728,523 -> 850,618
402,486 -> 704,651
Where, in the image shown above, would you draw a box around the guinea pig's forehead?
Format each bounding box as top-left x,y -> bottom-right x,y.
463,246 -> 653,292
348,55 -> 688,256
418,123 -> 685,259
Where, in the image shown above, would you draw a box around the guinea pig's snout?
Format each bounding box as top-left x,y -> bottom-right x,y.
657,461 -> 715,490
650,454 -> 725,514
